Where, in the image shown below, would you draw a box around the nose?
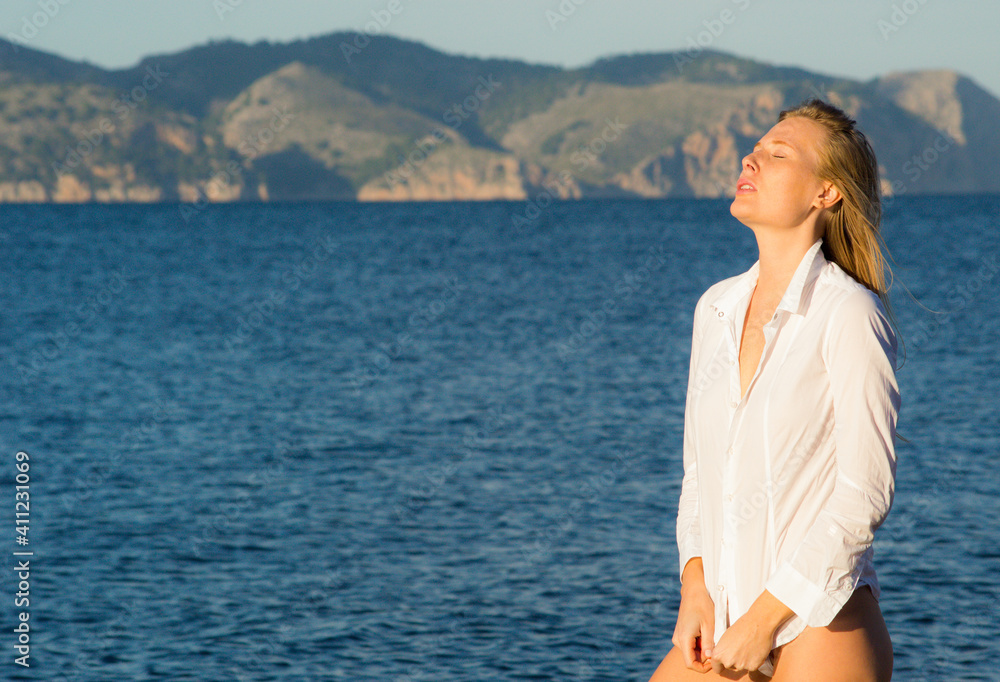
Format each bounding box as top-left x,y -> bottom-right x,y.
741,151 -> 759,173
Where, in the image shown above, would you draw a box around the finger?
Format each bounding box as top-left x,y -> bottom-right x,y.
711,657 -> 725,675
680,635 -> 698,670
701,620 -> 715,660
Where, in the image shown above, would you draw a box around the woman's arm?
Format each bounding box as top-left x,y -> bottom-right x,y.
763,288 -> 900,626
710,588 -> 794,672
673,293 -> 711,670
676,293 -> 708,580
711,288 -> 899,672
673,558 -> 716,672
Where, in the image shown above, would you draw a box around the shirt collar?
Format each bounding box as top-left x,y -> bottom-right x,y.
709,238 -> 827,320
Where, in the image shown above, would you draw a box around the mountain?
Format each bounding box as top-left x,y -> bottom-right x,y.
1,34 -> 998,203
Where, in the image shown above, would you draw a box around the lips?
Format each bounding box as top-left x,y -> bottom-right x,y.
736,177 -> 757,194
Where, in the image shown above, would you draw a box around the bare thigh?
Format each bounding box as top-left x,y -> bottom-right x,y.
770,586 -> 893,682
648,647 -> 771,682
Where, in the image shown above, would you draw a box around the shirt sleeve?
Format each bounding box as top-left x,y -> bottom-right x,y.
764,288 -> 900,626
676,292 -> 708,581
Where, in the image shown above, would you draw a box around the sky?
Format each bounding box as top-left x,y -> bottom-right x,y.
1,0 -> 997,98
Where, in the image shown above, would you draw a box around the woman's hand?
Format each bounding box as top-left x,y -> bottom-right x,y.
710,589 -> 793,674
672,558 -> 716,672
709,613 -> 773,674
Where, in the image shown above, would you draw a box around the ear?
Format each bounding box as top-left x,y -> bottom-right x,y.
815,182 -> 842,209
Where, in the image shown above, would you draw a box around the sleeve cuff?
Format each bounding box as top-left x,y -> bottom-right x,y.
764,563 -> 852,627
677,544 -> 702,582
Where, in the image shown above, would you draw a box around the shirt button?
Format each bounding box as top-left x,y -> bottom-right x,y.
729,400 -> 738,409
717,585 -> 725,593
718,311 -> 725,318
725,494 -> 734,503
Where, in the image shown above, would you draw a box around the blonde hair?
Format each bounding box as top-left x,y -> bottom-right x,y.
778,99 -> 903,362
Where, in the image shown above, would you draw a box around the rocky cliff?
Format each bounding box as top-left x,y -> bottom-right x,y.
0,36 -> 997,202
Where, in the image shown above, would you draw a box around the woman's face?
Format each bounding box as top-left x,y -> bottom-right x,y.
730,116 -> 837,231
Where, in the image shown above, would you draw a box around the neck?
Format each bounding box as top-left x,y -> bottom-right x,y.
752,225 -> 822,295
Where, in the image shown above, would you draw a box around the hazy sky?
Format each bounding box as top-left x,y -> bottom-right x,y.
2,0 -> 997,97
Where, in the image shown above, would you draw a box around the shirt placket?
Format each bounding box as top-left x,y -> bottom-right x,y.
713,309 -> 741,631
715,306 -> 781,631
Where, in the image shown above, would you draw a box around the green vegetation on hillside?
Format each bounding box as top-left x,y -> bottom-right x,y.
0,34 -> 997,201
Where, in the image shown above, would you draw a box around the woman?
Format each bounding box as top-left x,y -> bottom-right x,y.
648,100 -> 900,681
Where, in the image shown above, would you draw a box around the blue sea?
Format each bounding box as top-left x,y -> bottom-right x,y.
1,197 -> 998,681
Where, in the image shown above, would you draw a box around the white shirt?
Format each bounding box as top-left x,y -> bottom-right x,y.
676,237 -> 900,658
